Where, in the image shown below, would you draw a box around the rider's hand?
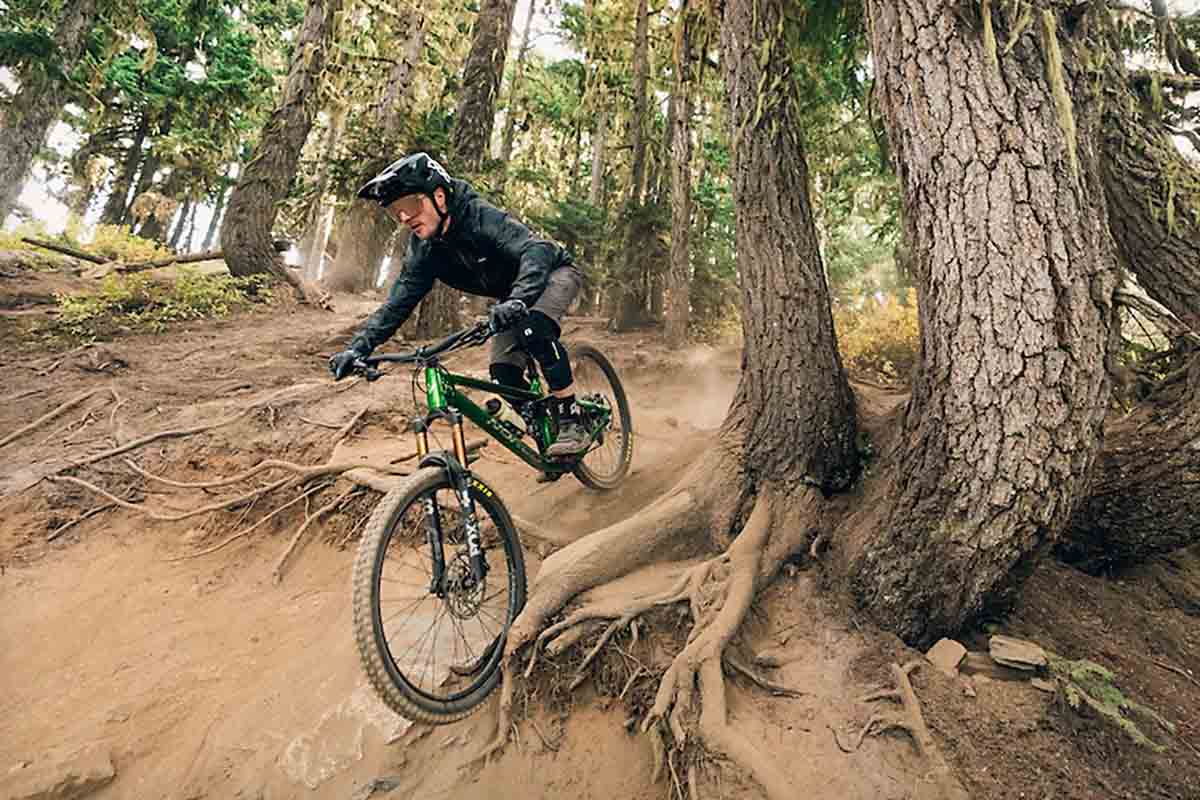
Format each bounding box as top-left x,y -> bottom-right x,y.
328,348 -> 364,381
489,299 -> 528,332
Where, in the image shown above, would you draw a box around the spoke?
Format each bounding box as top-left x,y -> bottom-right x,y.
381,592 -> 430,627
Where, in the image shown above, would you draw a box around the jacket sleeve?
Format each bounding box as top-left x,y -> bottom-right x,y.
482,206 -> 561,307
348,246 -> 435,354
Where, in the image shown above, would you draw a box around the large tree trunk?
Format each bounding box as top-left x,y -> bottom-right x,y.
1059,352 -> 1200,572
665,0 -> 698,346
201,180 -> 230,252
499,0 -> 539,177
1101,74 -> 1200,333
846,1 -> 1120,645
323,199 -> 393,293
100,116 -> 149,226
221,0 -> 342,301
482,0 -> 863,793
451,0 -> 518,170
0,0 -> 100,221
412,284 -> 462,337
1050,38 -> 1200,572
589,104 -> 607,206
299,100 -> 347,280
610,0 -> 652,333
324,12 -> 424,292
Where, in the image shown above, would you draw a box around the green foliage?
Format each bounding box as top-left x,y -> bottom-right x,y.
1048,655 -> 1174,752
52,269 -> 273,340
833,290 -> 920,382
84,224 -> 173,262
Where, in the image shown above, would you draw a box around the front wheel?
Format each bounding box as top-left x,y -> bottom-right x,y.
570,344 -> 634,491
352,467 -> 525,725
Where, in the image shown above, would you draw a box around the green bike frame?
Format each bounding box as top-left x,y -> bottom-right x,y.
418,365 -> 609,475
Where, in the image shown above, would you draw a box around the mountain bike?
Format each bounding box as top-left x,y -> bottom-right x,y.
348,320 -> 633,724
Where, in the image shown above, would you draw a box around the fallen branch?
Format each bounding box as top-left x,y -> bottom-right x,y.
1153,659 -> 1200,689
46,503 -> 115,542
118,240 -> 289,273
20,236 -> 108,264
0,389 -> 100,450
272,486 -> 362,583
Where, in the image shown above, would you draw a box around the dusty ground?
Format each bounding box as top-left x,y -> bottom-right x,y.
1,263 -> 1197,800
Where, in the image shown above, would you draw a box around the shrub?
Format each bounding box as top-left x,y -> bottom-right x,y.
85,225 -> 173,263
53,269 -> 273,341
833,289 -> 920,382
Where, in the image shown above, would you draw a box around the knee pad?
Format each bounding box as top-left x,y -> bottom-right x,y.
489,362 -> 528,391
516,311 -> 572,391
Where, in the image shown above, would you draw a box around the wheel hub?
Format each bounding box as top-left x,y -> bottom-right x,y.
444,552 -> 485,619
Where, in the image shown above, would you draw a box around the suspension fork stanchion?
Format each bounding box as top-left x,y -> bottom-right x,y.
414,418 -> 445,596
447,410 -> 487,583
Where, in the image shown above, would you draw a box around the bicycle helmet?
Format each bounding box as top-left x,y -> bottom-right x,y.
357,152 -> 453,206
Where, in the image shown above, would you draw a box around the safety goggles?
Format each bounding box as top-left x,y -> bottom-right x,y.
386,194 -> 426,220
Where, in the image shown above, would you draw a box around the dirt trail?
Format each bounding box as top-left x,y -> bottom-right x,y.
2,291 -> 1198,800
0,296 -> 741,798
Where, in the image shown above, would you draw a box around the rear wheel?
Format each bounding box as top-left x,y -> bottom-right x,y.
352,467 -> 525,724
570,344 -> 634,490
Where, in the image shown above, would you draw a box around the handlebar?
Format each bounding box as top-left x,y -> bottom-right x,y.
354,320 -> 494,381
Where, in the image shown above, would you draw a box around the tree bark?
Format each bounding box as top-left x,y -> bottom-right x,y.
1058,352 -> 1200,572
168,198 -> 194,250
665,0 -> 698,346
0,0 -> 101,221
451,0 -> 519,170
610,0 -> 652,332
589,104 -> 607,206
325,11 -> 425,291
1101,69 -> 1200,334
299,101 -> 348,280
100,115 -> 149,226
499,0 -> 538,175
413,284 -> 462,337
323,198 -> 393,293
847,1 -> 1120,645
720,0 -> 858,491
221,0 -> 343,300
201,181 -> 230,252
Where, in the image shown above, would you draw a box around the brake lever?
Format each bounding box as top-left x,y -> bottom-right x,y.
364,367 -> 383,382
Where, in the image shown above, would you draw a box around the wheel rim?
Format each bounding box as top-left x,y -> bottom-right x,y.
374,487 -> 517,703
571,350 -> 630,484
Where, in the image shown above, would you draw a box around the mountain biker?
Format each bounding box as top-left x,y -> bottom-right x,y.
327,152 -> 590,458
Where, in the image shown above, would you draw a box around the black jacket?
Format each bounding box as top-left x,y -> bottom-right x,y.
349,179 -> 573,353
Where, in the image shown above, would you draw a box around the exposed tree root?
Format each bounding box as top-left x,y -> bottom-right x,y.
850,661 -> 968,800
469,453 -> 830,800
47,474 -> 296,522
165,480 -> 336,560
46,503 -> 115,542
272,485 -> 363,582
0,388 -> 103,450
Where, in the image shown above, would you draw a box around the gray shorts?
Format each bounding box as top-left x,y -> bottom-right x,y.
490,265 -> 583,367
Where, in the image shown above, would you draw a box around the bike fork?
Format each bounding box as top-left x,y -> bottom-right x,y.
448,412 -> 488,583
414,419 -> 447,595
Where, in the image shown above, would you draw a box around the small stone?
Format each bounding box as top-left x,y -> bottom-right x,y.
961,677 -> 977,698
961,652 -> 1034,681
1031,677 -> 1057,693
0,745 -> 115,800
925,638 -> 967,678
989,635 -> 1048,671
